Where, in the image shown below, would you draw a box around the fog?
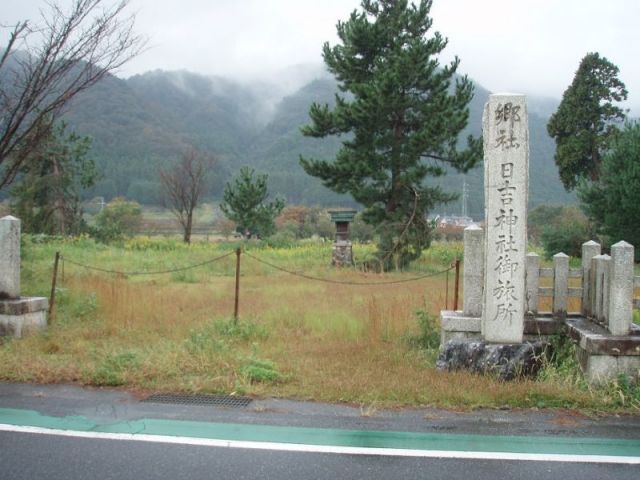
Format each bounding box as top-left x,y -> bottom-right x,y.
2,0 -> 639,111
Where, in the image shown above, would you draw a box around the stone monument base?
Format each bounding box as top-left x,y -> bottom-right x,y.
440,311 -> 565,344
566,318 -> 640,385
332,241 -> 353,266
440,311 -> 481,344
439,311 -> 640,384
436,339 -> 550,381
0,297 -> 48,337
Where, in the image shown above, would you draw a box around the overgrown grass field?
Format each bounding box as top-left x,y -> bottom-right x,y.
1,235 -> 639,412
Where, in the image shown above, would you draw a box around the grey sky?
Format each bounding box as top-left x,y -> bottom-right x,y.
3,0 -> 639,110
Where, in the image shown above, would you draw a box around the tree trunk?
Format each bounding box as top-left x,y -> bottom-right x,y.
52,158 -> 66,235
184,212 -> 193,243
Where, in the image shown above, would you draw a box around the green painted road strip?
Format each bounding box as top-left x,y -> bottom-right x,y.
1,407 -> 639,463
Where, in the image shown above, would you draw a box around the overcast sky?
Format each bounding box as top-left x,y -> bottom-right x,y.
3,0 -> 639,111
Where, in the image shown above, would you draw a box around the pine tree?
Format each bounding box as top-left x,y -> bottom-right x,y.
300,0 -> 481,270
220,167 -> 284,239
547,52 -> 627,191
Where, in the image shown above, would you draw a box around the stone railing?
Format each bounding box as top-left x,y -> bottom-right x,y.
524,240 -> 636,336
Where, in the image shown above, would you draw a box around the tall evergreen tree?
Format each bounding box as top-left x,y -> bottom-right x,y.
220,167 -> 284,239
10,122 -> 96,235
547,52 -> 627,191
300,0 -> 481,269
578,122 -> 640,255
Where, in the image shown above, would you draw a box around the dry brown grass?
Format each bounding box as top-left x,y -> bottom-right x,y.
0,253 -> 625,410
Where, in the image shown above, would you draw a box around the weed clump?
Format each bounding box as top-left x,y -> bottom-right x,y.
537,334 -> 583,385
404,310 -> 440,351
184,326 -> 228,355
609,374 -> 640,410
240,358 -> 281,384
92,351 -> 139,386
213,319 -> 268,341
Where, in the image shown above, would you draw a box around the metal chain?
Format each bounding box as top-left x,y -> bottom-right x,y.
60,249 -> 454,284
61,251 -> 235,276
243,251 -> 455,286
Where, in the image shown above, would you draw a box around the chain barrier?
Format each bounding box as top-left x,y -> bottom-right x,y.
242,251 -> 455,286
61,251 -> 235,276
50,249 -> 459,319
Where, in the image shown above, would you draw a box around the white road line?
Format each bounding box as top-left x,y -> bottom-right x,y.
1,423 -> 639,464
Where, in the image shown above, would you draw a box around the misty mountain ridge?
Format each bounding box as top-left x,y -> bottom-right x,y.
51,64 -> 570,215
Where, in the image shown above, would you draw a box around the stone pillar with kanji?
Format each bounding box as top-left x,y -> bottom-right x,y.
481,94 -> 529,343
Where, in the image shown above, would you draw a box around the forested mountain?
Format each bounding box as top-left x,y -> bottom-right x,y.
54,67 -> 573,216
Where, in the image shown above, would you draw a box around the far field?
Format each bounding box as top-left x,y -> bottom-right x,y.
2,235 -> 639,413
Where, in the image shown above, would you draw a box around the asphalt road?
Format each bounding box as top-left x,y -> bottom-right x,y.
2,431 -> 639,480
0,383 -> 639,480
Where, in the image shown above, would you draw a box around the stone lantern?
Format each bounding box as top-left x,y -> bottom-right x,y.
328,209 -> 357,266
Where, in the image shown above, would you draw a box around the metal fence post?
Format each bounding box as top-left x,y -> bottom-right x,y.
48,251 -> 60,322
453,259 -> 460,311
234,248 -> 241,323
445,266 -> 449,310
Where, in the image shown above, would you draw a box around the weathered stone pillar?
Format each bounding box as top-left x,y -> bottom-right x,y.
592,254 -> 610,323
525,252 -> 540,315
608,241 -> 634,335
0,216 -> 21,300
481,94 -> 529,343
463,225 -> 484,317
552,253 -> 569,318
581,241 -> 601,317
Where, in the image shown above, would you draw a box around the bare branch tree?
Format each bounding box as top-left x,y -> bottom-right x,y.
0,0 -> 146,188
160,148 -> 214,243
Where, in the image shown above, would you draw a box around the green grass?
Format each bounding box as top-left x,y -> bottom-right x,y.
2,235 -> 639,412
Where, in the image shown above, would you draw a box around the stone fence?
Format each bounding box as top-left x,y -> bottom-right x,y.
450,227 -> 640,383
524,240 -> 637,337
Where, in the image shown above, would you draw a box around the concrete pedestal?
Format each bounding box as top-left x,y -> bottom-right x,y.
566,318 -> 640,385
0,297 -> 48,337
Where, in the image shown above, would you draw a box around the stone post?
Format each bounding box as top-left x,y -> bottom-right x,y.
581,241 -> 601,317
525,252 -> 540,315
0,216 -> 21,300
592,254 -> 610,324
608,241 -> 634,335
463,225 -> 484,317
481,94 -> 529,343
589,256 -> 598,317
552,253 -> 569,319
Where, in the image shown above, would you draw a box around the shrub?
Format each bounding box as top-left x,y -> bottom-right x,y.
539,206 -> 594,258
93,197 -> 142,242
528,204 -> 564,243
275,206 -> 335,240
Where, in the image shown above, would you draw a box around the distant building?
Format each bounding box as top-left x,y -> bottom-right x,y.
433,215 -> 476,229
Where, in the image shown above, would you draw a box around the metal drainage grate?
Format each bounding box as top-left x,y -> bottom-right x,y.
142,393 -> 253,408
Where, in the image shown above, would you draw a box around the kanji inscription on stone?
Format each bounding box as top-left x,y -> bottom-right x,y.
482,94 -> 529,343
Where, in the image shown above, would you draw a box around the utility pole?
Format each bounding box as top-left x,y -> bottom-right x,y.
461,179 -> 468,218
